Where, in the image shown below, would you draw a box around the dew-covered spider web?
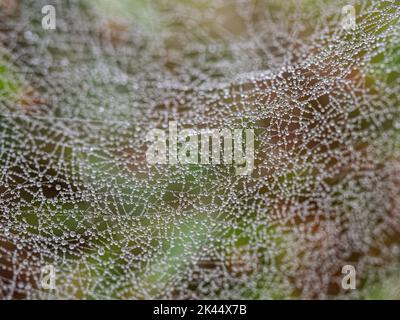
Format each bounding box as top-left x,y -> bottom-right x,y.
0,0 -> 399,299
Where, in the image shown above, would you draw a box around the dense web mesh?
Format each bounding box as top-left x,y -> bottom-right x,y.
0,0 -> 399,299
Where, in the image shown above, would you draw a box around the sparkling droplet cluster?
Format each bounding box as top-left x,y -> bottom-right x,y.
0,0 -> 399,299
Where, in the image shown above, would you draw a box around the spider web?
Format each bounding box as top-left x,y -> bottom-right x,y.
0,0 -> 399,299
